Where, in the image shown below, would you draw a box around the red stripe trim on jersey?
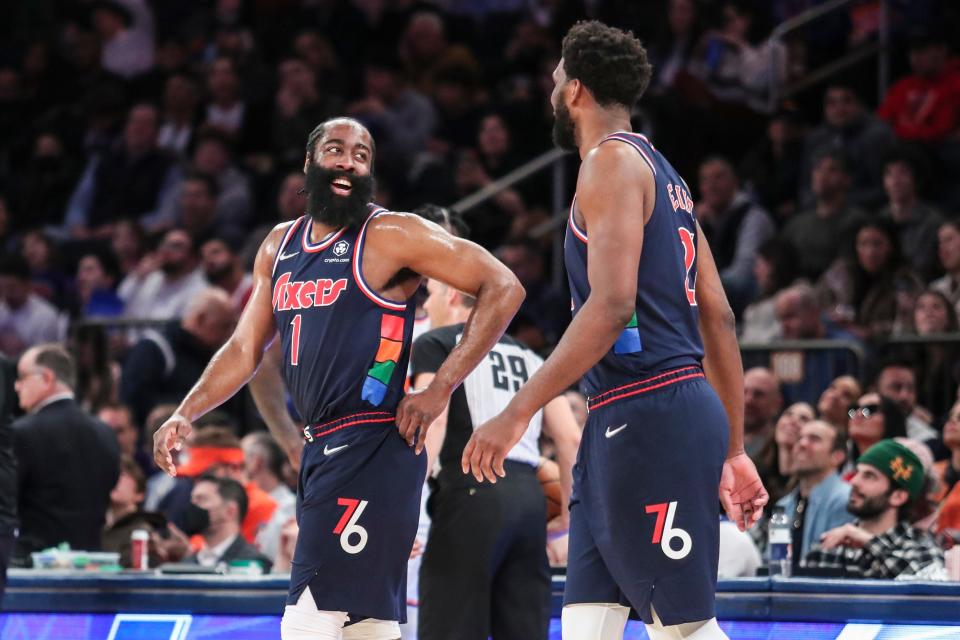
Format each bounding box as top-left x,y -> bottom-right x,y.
272,217 -> 305,276
568,196 -> 588,243
353,207 -> 408,311
601,133 -> 657,177
588,371 -> 704,410
305,410 -> 395,440
302,219 -> 347,253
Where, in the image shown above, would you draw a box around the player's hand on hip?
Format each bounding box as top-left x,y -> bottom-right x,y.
719,452 -> 769,532
153,413 -> 193,477
396,385 -> 448,454
462,411 -> 526,483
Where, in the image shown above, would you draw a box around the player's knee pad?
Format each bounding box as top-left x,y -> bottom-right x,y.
645,606 -> 727,640
280,587 -> 348,640
342,618 -> 401,640
561,603 -> 630,640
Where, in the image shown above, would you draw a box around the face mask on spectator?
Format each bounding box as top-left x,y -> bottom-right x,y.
182,502 -> 211,536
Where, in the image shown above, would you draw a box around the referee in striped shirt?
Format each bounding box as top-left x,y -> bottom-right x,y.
411,278 -> 581,640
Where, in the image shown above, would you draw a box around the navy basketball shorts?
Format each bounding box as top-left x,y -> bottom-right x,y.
288,411 -> 427,623
563,367 -> 729,626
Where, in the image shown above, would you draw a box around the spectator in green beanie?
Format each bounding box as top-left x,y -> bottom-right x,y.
801,439 -> 946,579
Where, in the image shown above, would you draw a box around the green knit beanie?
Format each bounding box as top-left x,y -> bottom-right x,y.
858,439 -> 924,500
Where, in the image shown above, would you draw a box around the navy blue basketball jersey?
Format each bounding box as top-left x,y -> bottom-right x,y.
564,131 -> 704,395
271,205 -> 416,423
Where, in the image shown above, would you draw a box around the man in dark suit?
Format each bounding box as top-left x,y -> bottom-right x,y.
184,475 -> 272,572
0,355 -> 18,603
12,344 -> 120,559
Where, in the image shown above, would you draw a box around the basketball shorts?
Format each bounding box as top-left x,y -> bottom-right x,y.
563,367 -> 729,625
288,411 -> 427,623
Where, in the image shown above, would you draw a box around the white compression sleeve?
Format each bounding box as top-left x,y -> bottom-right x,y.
342,618 -> 402,640
561,603 -> 630,640
280,587 -> 349,640
644,606 -> 728,640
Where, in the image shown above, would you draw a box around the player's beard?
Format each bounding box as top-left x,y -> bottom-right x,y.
552,99 -> 577,151
305,164 -> 376,228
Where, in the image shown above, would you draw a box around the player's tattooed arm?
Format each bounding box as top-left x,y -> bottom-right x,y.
464,142 -> 650,482
366,213 -> 525,453
153,224 -> 288,475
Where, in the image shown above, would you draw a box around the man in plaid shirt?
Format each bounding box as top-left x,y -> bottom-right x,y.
803,439 -> 947,580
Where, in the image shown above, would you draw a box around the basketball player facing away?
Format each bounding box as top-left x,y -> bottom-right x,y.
154,117 -> 524,640
463,22 -> 769,640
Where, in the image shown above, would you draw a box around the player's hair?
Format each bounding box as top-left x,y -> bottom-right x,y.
306,118 -> 377,168
197,473 -> 249,523
561,21 -> 652,109
32,343 -> 77,390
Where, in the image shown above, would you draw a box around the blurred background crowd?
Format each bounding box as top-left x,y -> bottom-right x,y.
0,0 -> 959,582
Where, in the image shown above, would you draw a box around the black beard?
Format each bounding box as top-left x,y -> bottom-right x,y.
552,100 -> 577,151
305,164 -> 375,228
847,490 -> 891,520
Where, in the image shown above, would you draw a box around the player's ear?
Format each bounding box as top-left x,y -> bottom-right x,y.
303,153 -> 309,173
568,78 -> 583,105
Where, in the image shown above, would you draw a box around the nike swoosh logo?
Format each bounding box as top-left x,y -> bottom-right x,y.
323,443 -> 349,456
279,251 -> 300,261
605,424 -> 627,438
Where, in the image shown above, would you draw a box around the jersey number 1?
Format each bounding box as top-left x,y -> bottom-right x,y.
677,228 -> 697,306
290,314 -> 302,366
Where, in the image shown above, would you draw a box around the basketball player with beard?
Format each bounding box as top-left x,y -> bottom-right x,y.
463,22 -> 768,640
154,117 -> 524,640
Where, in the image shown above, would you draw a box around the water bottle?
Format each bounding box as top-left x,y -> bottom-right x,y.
768,506 -> 792,578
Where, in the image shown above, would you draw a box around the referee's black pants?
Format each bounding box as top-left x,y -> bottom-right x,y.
0,531 -> 13,606
418,461 -> 550,640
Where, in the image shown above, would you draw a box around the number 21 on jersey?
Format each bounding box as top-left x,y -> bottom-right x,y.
677,228 -> 697,306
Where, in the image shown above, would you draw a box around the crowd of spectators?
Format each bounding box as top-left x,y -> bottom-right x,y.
0,0 -> 959,580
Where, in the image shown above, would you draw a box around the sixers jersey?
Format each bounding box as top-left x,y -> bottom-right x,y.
565,131 -> 704,396
271,205 -> 416,423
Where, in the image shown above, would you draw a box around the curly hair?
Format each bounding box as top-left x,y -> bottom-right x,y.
561,21 -> 652,109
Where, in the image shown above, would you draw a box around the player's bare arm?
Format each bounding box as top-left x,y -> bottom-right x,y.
363,213 -> 525,453
248,339 -> 304,470
541,395 -> 581,532
152,223 -> 290,475
463,141 -> 651,483
695,225 -> 769,529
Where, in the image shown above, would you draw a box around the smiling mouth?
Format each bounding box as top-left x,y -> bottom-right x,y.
331,177 -> 352,196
